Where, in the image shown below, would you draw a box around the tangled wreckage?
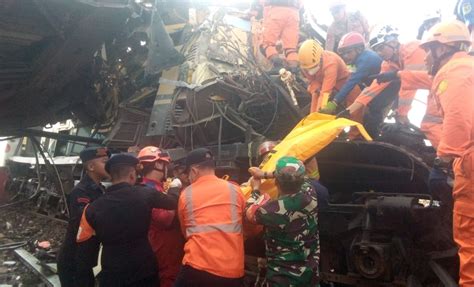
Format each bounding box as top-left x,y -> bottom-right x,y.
0,1 -> 458,286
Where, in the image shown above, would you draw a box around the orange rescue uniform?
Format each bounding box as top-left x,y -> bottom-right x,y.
432,52 -> 474,286
398,70 -> 445,148
260,0 -> 302,62
355,41 -> 426,117
178,175 -> 245,279
303,51 -> 361,113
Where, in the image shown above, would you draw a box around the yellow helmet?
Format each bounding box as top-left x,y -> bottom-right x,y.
421,19 -> 471,49
298,40 -> 324,69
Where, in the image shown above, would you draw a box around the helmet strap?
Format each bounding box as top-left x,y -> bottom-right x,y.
429,45 -> 459,75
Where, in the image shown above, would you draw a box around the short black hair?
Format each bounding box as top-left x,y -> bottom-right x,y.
109,165 -> 136,181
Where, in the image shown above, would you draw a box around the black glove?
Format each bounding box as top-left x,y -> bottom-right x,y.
368,71 -> 399,83
380,122 -> 401,134
336,109 -> 350,119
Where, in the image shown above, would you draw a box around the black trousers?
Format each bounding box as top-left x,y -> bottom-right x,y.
364,80 -> 401,138
57,246 -> 95,287
174,265 -> 243,287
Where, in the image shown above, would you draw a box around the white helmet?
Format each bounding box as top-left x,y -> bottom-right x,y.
422,10 -> 441,24
369,25 -> 399,49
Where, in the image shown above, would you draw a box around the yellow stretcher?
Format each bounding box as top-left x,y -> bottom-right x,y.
242,113 -> 372,199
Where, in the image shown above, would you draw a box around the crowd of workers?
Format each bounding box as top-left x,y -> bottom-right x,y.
55,0 -> 473,286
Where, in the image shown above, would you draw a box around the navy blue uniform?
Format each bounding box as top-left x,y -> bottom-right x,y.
57,174 -> 104,287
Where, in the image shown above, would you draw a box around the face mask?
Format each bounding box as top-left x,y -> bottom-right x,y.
306,65 -> 321,76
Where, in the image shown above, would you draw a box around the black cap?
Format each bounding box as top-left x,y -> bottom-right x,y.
80,146 -> 110,163
105,153 -> 139,174
185,148 -> 214,172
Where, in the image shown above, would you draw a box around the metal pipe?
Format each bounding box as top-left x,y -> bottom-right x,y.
3,129 -> 103,144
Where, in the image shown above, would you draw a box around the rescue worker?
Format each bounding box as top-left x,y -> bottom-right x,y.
174,148 -> 245,287
298,39 -> 362,114
138,146 -> 184,287
57,146 -> 110,287
419,20 -> 474,285
417,11 -> 442,40
325,0 -> 369,52
255,0 -> 303,69
320,32 -> 381,115
75,153 -> 182,287
344,25 -> 426,134
246,156 -> 320,286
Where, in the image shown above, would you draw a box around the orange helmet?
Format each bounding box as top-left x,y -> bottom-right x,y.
298,40 -> 324,69
421,20 -> 471,49
138,146 -> 170,163
258,141 -> 278,157
338,32 -> 366,52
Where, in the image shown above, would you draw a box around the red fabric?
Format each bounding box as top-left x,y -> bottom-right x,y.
262,6 -> 299,61
143,177 -> 184,287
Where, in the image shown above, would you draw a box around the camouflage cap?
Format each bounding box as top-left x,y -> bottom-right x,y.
274,156 -> 305,181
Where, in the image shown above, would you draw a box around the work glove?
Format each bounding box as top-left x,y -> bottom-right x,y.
335,109 -> 350,119
380,122 -> 401,134
368,71 -> 399,83
319,101 -> 338,115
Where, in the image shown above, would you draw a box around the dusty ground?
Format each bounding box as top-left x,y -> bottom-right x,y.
0,204 -> 66,286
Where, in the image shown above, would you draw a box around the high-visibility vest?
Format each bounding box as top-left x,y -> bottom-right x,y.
178,175 -> 245,278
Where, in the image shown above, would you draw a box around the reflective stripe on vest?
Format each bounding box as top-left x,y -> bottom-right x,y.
423,114 -> 443,124
184,183 -> 242,237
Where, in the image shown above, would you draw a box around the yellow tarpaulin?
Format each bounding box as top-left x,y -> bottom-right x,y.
242,113 -> 372,198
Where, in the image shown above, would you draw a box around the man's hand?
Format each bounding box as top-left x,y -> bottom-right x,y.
319,101 -> 338,114
368,71 -> 399,83
336,109 -> 350,119
248,167 -> 265,179
250,177 -> 261,191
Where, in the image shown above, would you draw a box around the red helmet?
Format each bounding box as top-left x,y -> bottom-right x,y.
258,141 -> 278,157
138,146 -> 171,163
338,32 -> 366,52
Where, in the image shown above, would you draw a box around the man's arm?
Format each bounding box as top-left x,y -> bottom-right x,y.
437,68 -> 474,158
142,184 -> 180,210
333,56 -> 374,104
75,206 -> 99,287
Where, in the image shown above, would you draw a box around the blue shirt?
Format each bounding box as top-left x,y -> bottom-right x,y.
334,49 -> 383,104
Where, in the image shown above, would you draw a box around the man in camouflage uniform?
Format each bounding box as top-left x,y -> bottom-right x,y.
246,156 -> 320,286
326,1 -> 370,52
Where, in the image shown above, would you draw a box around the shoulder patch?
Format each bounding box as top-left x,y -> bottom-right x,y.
437,80 -> 448,94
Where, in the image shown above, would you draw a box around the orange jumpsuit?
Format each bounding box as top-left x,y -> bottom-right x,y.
432,52 -> 474,286
355,41 -> 426,117
398,70 -> 444,147
260,0 -> 302,62
303,51 -> 361,113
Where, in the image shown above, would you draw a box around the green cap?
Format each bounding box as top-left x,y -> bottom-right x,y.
275,156 -> 305,181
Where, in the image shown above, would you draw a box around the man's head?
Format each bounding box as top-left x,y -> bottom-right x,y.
329,0 -> 346,22
80,146 -> 110,181
274,156 -> 305,195
421,20 -> 471,75
185,148 -> 215,184
105,154 -> 139,185
172,158 -> 189,186
298,40 -> 324,76
138,146 -> 171,181
369,25 -> 400,61
338,32 -> 366,64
